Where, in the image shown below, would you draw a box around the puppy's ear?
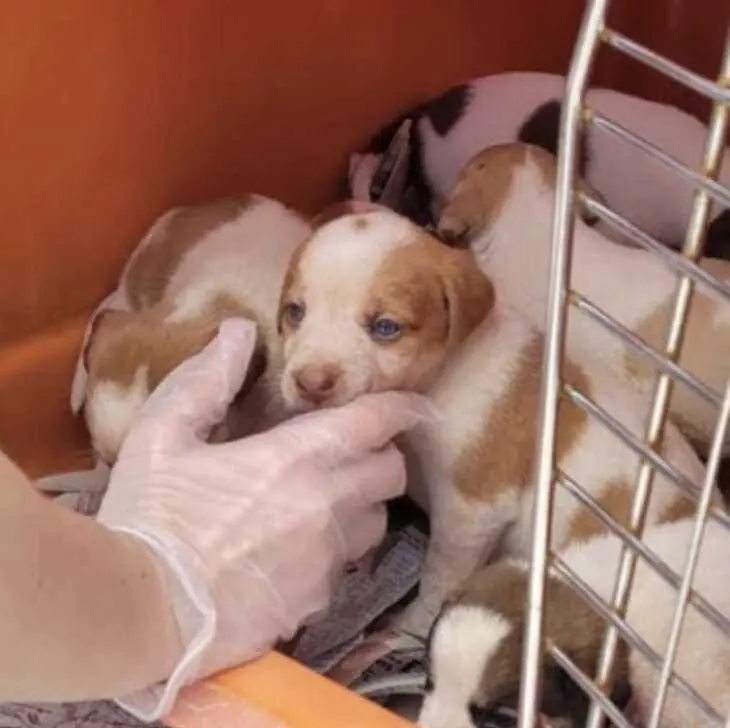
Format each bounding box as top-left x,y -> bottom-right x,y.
276,241 -> 307,335
82,309 -> 136,374
440,249 -> 495,346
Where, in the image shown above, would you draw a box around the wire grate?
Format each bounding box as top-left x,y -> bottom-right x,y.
516,1 -> 730,726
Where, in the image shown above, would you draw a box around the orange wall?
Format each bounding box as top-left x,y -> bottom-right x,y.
1,0 -> 725,476
0,0 -> 586,475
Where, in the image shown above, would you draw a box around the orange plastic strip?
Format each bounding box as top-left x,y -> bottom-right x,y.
167,652 -> 414,728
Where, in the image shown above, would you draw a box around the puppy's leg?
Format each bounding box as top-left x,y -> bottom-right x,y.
395,486 -> 513,637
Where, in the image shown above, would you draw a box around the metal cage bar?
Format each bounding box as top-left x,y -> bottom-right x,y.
518,0 -> 730,726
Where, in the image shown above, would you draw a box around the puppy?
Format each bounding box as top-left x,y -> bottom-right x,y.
438,142 -> 730,458
420,516 -> 730,728
75,194 -> 313,464
347,70 -> 730,258
277,207 -> 711,636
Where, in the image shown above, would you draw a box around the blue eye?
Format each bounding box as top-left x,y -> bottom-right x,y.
370,318 -> 402,341
284,301 -> 306,327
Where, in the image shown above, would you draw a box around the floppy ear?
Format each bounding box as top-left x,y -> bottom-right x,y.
82,309 -> 136,374
440,249 -> 496,346
437,181 -> 486,248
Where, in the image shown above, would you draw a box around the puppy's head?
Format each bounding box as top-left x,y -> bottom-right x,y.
437,142 -> 604,248
419,562 -> 632,728
277,208 -> 495,412
83,295 -> 265,463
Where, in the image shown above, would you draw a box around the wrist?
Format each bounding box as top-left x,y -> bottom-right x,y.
103,524 -> 218,721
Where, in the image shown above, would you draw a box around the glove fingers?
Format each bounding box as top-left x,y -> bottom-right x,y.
276,391 -> 436,463
340,502 -> 388,563
125,319 -> 258,451
332,442 -> 408,508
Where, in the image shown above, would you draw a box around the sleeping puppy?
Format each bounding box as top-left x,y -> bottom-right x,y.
347,70 -> 730,258
75,194 -> 313,464
276,206 -> 712,636
420,516 -> 730,728
437,142 -> 730,459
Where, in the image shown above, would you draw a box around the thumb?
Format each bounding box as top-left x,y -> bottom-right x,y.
125,318 -> 258,450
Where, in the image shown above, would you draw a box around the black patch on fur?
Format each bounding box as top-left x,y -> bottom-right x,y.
518,99 -> 602,229
421,83 -> 472,137
704,209 -> 730,261
518,99 -> 590,182
540,662 -> 592,725
344,84 -> 474,226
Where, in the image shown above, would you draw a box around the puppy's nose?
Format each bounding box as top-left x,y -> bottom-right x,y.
294,364 -> 341,405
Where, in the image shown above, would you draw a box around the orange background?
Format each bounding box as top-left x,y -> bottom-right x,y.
0,0 -> 727,476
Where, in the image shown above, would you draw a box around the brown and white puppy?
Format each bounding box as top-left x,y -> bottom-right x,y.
277,207 -> 712,636
437,142 -> 730,457
420,516 -> 730,728
75,194 -> 313,464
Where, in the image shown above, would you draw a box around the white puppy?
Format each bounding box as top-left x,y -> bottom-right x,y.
277,206 -> 711,636
438,142 -> 730,458
75,194 -> 312,464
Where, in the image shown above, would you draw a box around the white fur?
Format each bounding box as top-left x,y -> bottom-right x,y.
84,366 -> 149,464
564,517 -> 730,727
351,71 -> 730,246
163,195 -> 311,326
419,606 -> 512,728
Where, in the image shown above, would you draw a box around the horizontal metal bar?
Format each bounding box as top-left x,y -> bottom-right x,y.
562,384 -> 700,496
601,29 -> 730,105
550,555 -> 724,725
568,291 -> 722,407
548,643 -> 634,728
588,111 -> 730,210
562,383 -> 730,532
581,195 -> 730,303
557,470 -> 730,637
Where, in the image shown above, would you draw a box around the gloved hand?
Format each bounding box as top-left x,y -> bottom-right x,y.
96,318 -> 431,721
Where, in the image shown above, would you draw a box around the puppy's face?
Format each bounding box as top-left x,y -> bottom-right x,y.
277,209 -> 495,412
419,563 -> 632,728
437,142 -> 604,247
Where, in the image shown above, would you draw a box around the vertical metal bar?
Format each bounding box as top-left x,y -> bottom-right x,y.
585,28 -> 730,728
516,0 -> 609,725
644,35 -> 730,728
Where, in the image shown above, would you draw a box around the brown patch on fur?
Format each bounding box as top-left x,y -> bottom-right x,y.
311,199 -> 386,228
658,495 -> 699,524
437,142 -> 604,246
86,293 -> 266,401
623,271 -> 730,456
352,215 -> 370,230
358,230 -> 495,388
277,239 -> 310,335
124,197 -> 255,310
445,563 -> 630,710
452,335 -> 590,502
564,476 -> 634,545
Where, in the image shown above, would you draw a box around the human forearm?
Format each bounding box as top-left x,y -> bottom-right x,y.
0,451 -> 183,703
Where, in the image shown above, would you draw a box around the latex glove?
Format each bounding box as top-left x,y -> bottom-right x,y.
96,318 -> 430,721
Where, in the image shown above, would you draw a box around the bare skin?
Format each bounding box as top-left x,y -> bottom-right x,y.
0,450 -> 182,703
